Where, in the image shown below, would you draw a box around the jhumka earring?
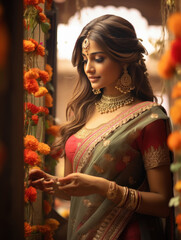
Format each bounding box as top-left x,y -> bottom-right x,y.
115,65 -> 135,94
92,89 -> 101,95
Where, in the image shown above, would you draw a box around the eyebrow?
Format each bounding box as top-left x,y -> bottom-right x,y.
82,51 -> 105,57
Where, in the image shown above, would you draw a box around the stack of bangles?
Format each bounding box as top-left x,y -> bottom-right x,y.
106,181 -> 142,211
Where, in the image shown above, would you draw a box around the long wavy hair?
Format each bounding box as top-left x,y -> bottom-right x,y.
57,14 -> 157,154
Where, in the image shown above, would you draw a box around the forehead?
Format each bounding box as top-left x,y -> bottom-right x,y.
82,39 -> 104,55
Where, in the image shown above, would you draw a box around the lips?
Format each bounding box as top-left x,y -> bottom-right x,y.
88,76 -> 100,83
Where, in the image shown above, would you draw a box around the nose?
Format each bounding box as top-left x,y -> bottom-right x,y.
85,60 -> 95,74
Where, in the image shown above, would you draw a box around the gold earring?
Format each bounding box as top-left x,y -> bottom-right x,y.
115,65 -> 135,94
92,89 -> 101,95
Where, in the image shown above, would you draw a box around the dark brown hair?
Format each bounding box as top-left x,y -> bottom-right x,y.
57,14 -> 157,153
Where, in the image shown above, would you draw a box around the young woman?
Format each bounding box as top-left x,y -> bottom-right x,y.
29,14 -> 175,240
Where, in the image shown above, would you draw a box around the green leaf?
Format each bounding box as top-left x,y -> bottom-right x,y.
46,82 -> 54,92
170,162 -> 181,172
169,196 -> 180,207
41,22 -> 50,34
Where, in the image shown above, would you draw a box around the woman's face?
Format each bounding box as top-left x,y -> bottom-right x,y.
82,39 -> 123,96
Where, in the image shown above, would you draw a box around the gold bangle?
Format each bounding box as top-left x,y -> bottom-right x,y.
119,186 -> 129,207
106,181 -> 118,201
125,188 -> 139,211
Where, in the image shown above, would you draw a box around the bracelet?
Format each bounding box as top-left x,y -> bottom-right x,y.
106,181 -> 118,201
125,188 -> 141,211
119,186 -> 129,207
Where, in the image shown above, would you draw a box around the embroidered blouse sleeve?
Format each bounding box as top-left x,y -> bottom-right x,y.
137,119 -> 171,170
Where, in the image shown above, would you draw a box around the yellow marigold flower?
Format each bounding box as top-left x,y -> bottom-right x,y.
24,135 -> 39,151
24,222 -> 32,238
45,64 -> 53,81
175,181 -> 181,192
23,40 -> 35,52
45,93 -> 53,108
34,87 -> 48,97
170,99 -> 181,124
172,81 -> 181,99
167,12 -> 181,38
45,218 -> 60,231
38,142 -> 50,155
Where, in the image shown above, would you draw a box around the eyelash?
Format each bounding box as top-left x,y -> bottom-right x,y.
82,57 -> 104,64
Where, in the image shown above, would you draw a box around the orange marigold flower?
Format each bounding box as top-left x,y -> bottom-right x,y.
45,93 -> 53,107
38,142 -> 50,155
45,64 -> 53,81
171,82 -> 181,99
24,222 -> 32,238
157,50 -> 176,79
167,131 -> 181,151
36,44 -> 45,56
44,200 -> 52,215
175,180 -> 181,193
61,209 -> 70,219
39,70 -> 49,84
23,40 -> 35,52
38,106 -> 49,115
29,38 -> 38,48
25,186 -> 37,202
170,99 -> 181,124
24,135 -> 39,151
32,115 -> 39,125
35,5 -> 43,12
45,218 -> 59,231
34,87 -> 48,97
46,125 -> 60,137
39,12 -> 47,22
39,0 -> 45,3
24,149 -> 40,166
24,69 -> 39,80
26,102 -> 39,114
176,214 -> 181,225
24,78 -> 39,94
167,12 -> 181,38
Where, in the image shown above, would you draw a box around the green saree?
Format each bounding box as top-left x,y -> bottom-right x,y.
66,101 -> 173,240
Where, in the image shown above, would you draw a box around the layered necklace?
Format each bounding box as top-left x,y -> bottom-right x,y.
95,93 -> 134,114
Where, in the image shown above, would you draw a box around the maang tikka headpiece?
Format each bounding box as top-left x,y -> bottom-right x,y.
82,31 -> 91,53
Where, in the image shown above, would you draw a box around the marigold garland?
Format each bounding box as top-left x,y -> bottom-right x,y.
171,82 -> 181,99
26,102 -> 39,114
23,40 -> 35,52
46,125 -> 60,137
24,78 -> 39,94
43,200 -> 52,215
45,64 -> 53,81
45,93 -> 53,107
167,12 -> 181,38
170,99 -> 181,124
25,186 -> 37,203
167,131 -> 181,151
34,86 -> 48,97
24,222 -> 32,238
39,70 -> 49,84
24,135 -> 39,151
32,115 -> 39,125
24,148 -> 40,166
38,142 -> 51,155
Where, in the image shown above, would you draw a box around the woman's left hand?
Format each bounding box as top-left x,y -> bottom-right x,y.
56,173 -> 109,197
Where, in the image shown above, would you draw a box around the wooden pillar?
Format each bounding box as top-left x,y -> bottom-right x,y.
0,0 -> 24,239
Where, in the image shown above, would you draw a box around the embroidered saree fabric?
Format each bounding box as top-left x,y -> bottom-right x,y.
65,102 -> 172,240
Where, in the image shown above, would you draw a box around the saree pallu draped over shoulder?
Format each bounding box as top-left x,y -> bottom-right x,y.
67,102 -> 172,240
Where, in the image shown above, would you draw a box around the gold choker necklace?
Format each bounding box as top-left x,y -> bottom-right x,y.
95,94 -> 134,114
